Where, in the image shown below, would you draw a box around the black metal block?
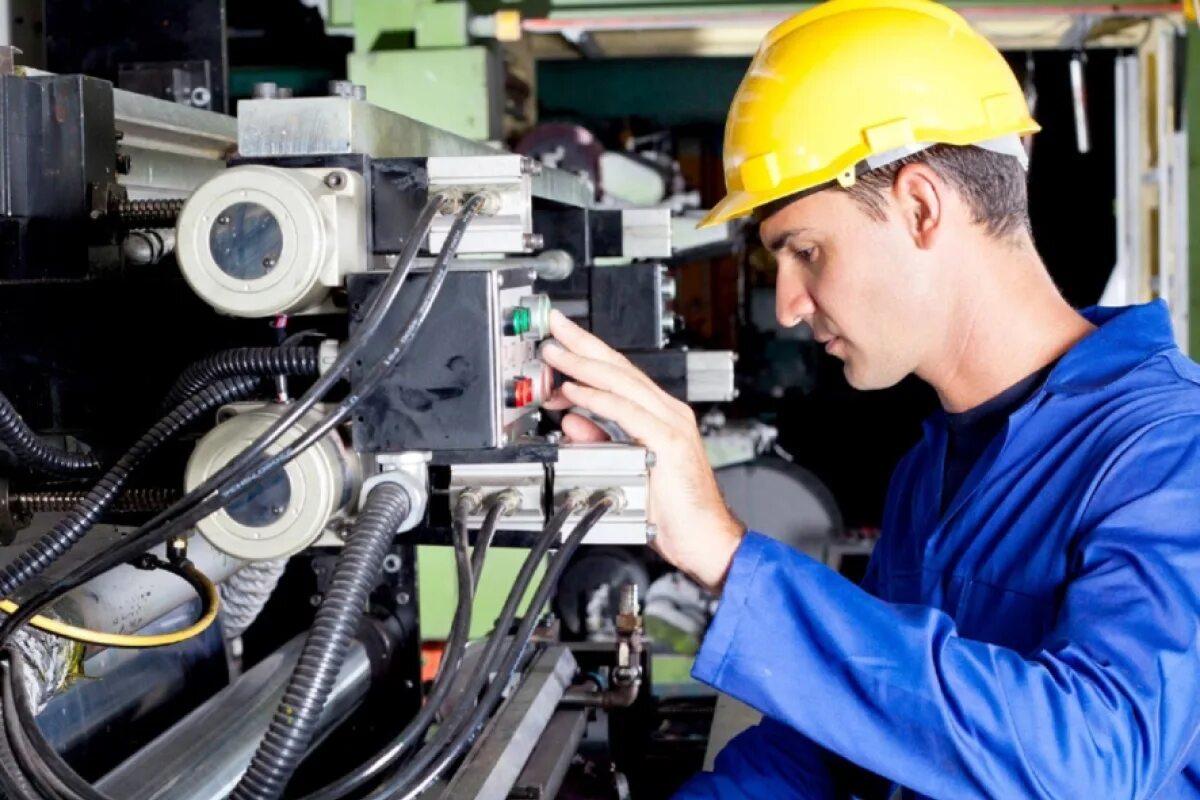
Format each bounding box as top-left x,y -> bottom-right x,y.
0,74 -> 117,280
590,263 -> 666,350
46,0 -> 229,113
370,158 -> 430,254
348,267 -> 540,453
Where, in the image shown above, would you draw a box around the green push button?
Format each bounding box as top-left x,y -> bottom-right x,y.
510,307 -> 531,336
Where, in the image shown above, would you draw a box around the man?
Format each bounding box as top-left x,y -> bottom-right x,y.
539,0 -> 1200,796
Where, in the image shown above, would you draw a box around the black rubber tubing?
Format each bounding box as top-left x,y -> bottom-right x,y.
231,481 -> 412,800
162,347 -> 320,410
0,375 -> 262,601
0,392 -> 102,475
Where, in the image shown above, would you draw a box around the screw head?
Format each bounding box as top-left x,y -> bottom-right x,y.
324,171 -> 346,190
309,594 -> 323,607
395,591 -> 411,605
262,256 -> 276,269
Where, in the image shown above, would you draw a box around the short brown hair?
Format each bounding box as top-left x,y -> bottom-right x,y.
842,144 -> 1031,240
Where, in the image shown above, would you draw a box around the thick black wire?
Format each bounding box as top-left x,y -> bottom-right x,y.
366,500 -> 611,800
0,557 -> 211,800
210,193 -> 488,513
0,194 -> 455,649
161,347 -> 320,410
0,195 -> 483,795
233,483 -> 412,800
298,497 -> 494,800
0,375 -> 263,602
0,662 -> 46,800
6,651 -> 110,800
0,393 -> 101,476
2,661 -> 64,800
470,503 -> 505,592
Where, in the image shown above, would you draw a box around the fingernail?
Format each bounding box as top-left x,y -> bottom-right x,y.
539,340 -> 562,358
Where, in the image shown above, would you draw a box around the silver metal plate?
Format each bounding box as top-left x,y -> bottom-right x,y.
237,96 -> 594,209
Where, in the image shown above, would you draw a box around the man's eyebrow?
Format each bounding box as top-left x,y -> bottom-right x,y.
765,228 -> 810,253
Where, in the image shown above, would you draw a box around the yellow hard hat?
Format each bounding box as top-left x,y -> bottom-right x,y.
698,0 -> 1040,228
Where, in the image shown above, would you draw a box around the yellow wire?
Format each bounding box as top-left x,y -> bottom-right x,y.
0,563 -> 221,649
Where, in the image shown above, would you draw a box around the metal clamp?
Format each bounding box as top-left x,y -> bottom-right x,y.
361,453 -> 431,533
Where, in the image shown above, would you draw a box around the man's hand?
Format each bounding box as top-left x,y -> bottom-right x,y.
540,310 -> 745,591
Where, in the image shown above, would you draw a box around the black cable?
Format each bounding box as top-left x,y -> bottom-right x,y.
210,192 -> 488,515
0,392 -> 101,475
0,194 -> 450,648
298,496 -> 482,800
0,196 -> 481,797
2,660 -> 64,800
364,500 -> 610,800
470,504 -> 505,592
233,483 -> 412,800
162,347 -> 320,410
6,652 -> 111,800
0,375 -> 262,601
0,662 -> 46,800
0,557 -> 211,800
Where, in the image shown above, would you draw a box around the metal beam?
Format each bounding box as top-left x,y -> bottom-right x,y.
440,646 -> 578,800
97,635 -> 372,800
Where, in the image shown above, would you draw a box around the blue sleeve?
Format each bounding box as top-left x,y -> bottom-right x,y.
674,716 -> 895,799
690,417 -> 1200,799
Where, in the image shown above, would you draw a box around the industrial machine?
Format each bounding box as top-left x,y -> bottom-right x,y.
0,54 -> 737,800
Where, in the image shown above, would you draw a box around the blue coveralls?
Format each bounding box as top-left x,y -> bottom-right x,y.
676,301 -> 1200,799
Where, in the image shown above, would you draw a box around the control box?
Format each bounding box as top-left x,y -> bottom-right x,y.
347,265 -> 552,453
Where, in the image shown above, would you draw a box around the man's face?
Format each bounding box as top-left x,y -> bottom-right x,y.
759,188 -> 941,390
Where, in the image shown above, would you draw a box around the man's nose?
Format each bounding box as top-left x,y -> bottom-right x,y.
776,267 -> 815,328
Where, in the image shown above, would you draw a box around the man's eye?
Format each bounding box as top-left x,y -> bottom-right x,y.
792,247 -> 816,264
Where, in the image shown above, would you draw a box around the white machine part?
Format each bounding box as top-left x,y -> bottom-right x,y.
185,404 -> 362,560
426,154 -> 536,255
175,164 -> 368,317
449,442 -> 651,545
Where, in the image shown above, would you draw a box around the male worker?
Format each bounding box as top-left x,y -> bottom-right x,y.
539,0 -> 1200,796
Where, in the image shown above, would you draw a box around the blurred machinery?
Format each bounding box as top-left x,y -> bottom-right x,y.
0,43 -> 739,800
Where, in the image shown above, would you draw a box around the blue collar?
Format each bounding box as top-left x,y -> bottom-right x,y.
1044,300 -> 1179,395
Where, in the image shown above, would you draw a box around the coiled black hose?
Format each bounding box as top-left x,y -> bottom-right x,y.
4,651 -> 111,800
0,662 -> 39,800
300,495 -> 487,800
0,375 -> 261,601
0,194 -> 449,651
163,347 -> 320,410
0,393 -> 102,475
231,482 -> 412,800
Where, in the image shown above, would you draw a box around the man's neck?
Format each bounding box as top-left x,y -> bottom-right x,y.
919,243 -> 1096,414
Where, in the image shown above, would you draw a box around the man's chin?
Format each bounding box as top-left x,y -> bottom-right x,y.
843,361 -> 905,392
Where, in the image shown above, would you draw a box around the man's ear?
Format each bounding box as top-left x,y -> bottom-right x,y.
891,163 -> 944,249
